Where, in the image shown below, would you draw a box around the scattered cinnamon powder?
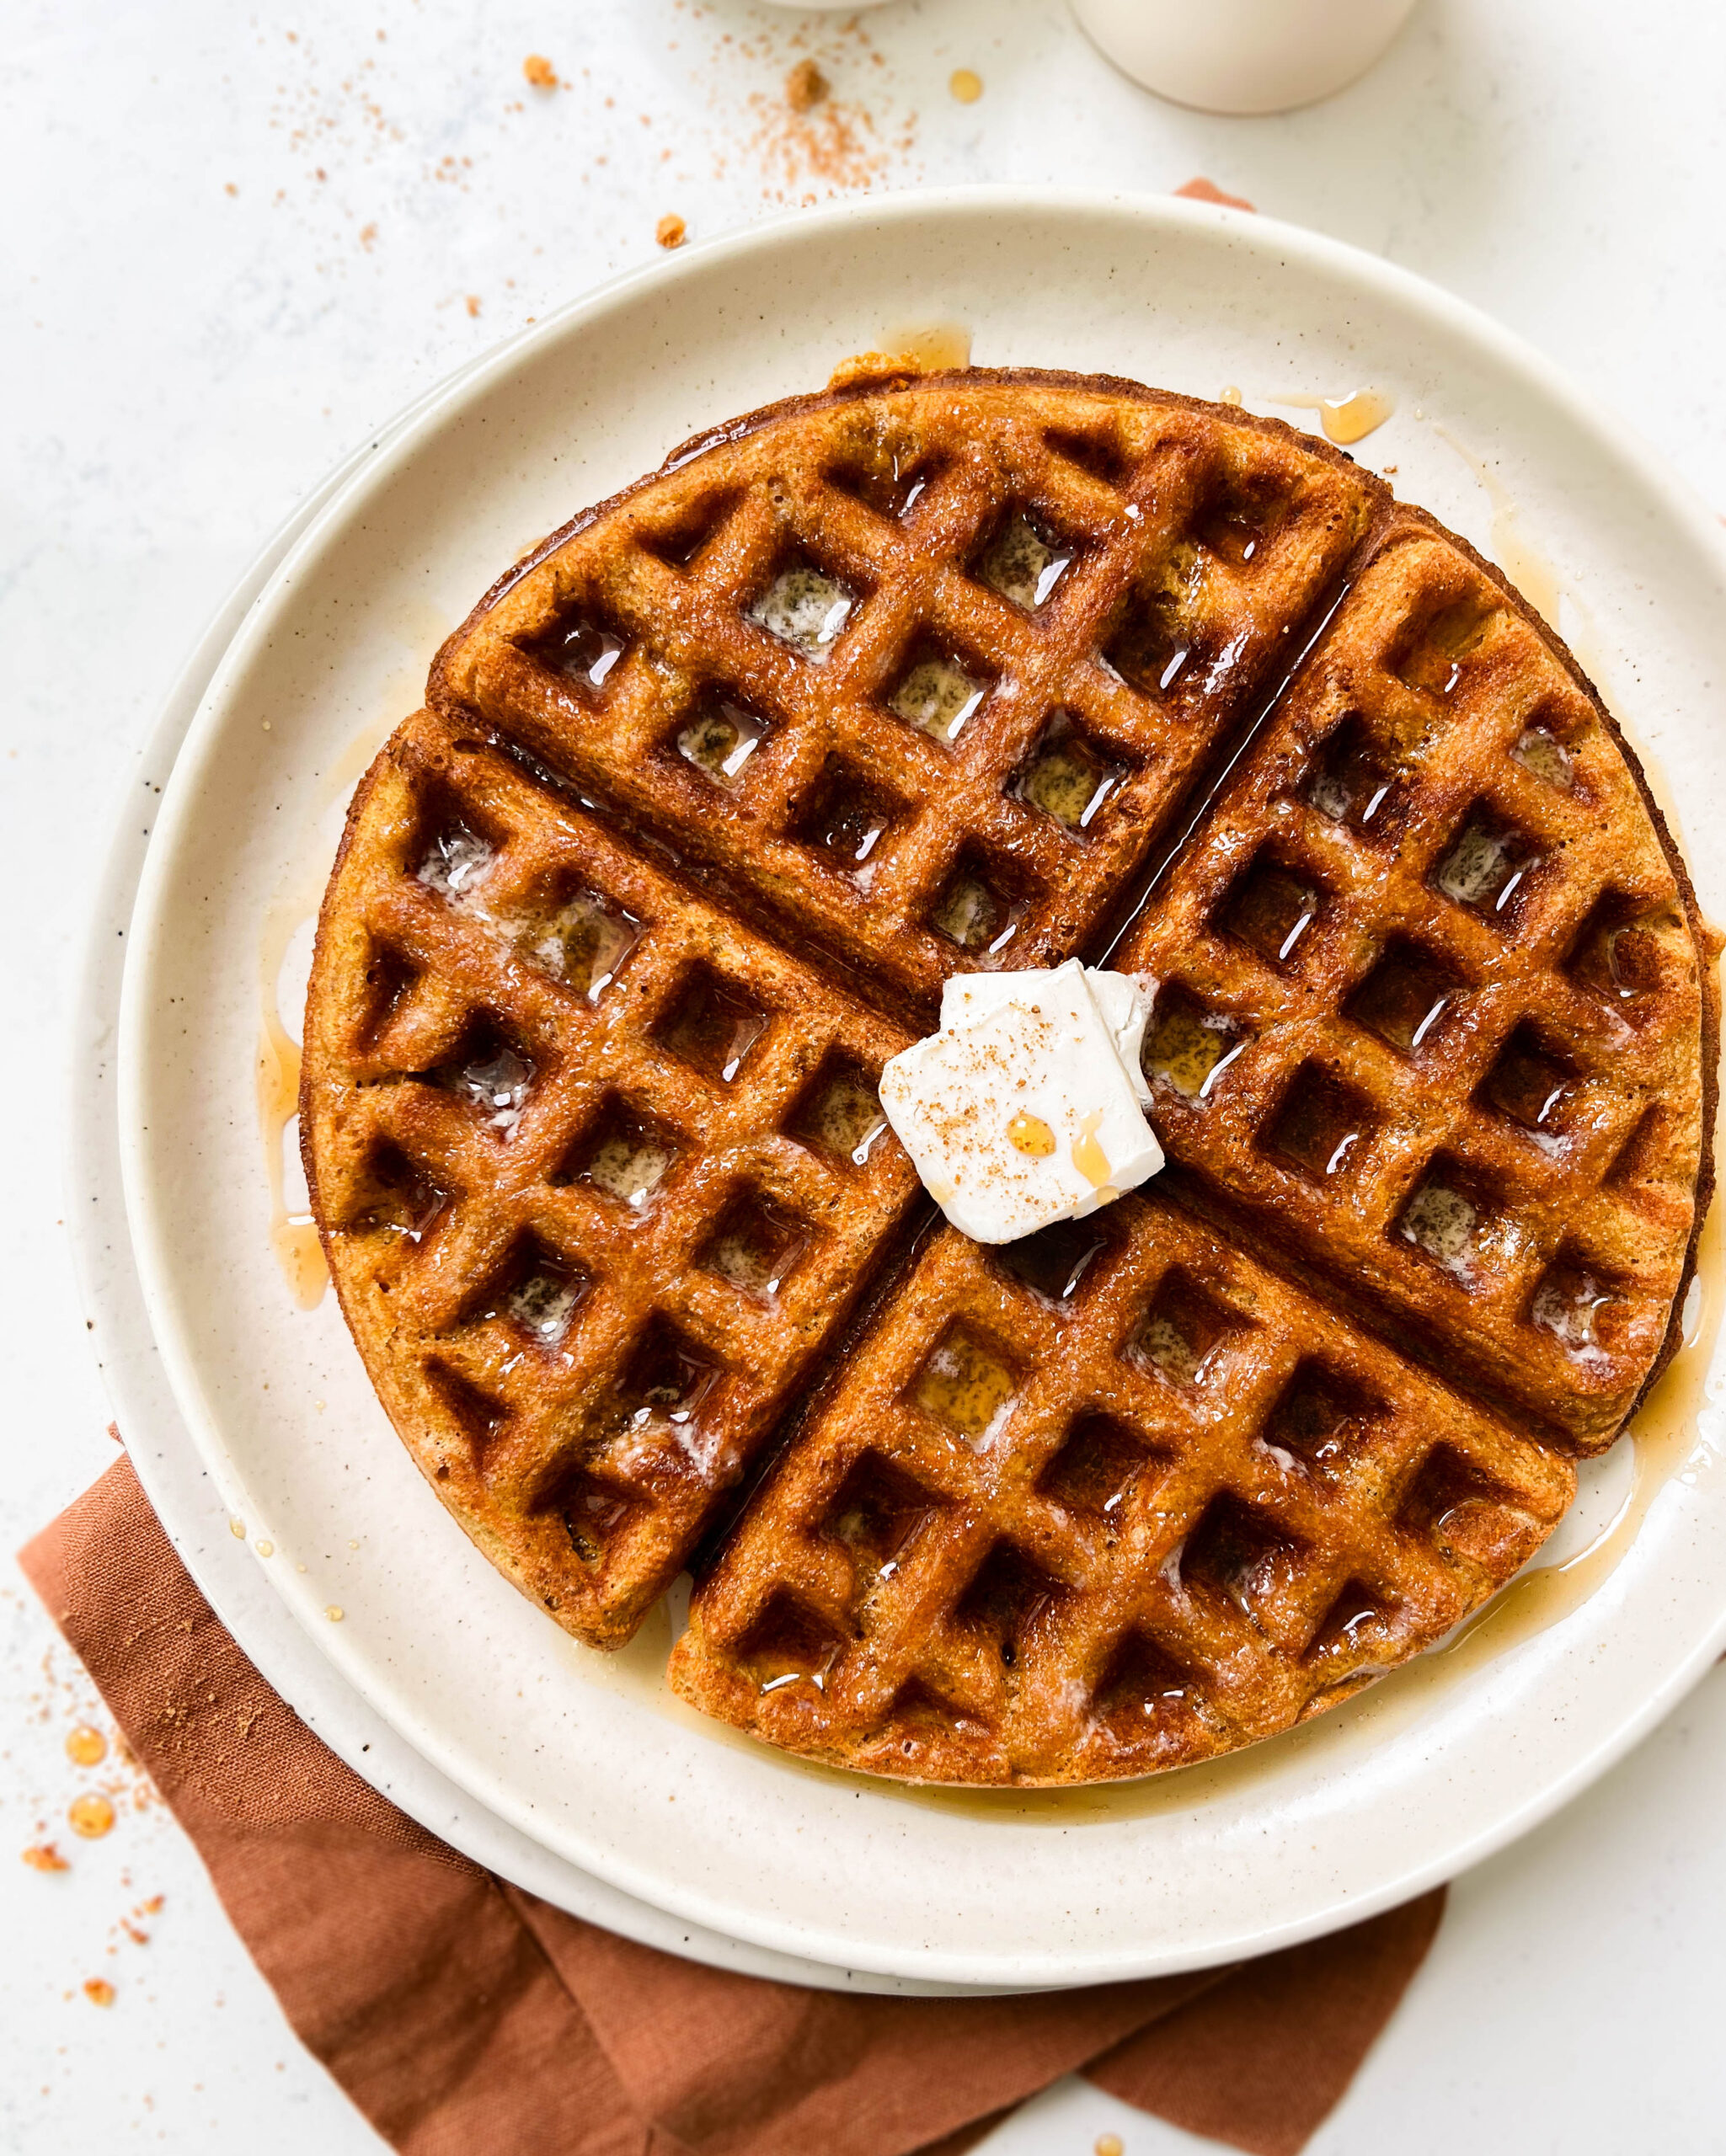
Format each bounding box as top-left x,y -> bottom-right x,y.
786,59 -> 828,112
22,1844 -> 69,1873
655,212 -> 687,249
465,294 -> 481,318
685,12 -> 920,203
223,182 -> 238,198
522,54 -> 558,90
740,93 -> 896,198
1175,175 -> 1257,213
83,1978 -> 115,2009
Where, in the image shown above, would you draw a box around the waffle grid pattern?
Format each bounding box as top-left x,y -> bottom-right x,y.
436,382 -> 1374,1014
670,1197 -> 1574,1785
1119,525 -> 1706,1451
305,709 -> 920,1646
302,373 -> 1712,1776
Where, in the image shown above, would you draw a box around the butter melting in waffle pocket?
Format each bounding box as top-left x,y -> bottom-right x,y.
304,370 -> 1713,1778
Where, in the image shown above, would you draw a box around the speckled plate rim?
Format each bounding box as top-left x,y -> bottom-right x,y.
113,186 -> 1726,1989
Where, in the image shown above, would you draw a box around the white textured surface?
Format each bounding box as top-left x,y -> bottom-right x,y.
5,0 -> 1726,2147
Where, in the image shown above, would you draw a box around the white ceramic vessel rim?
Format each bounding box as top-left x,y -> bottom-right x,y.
115,187 -> 1726,1988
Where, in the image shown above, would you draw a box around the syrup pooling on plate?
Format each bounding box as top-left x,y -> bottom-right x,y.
258,879 -> 329,1310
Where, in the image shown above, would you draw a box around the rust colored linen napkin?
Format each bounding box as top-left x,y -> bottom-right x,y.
21,1457 -> 1443,2156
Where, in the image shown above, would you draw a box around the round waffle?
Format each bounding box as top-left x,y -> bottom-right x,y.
302,367 -> 1715,1781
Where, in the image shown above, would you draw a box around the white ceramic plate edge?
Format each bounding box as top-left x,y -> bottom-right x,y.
114,188 -> 1726,1988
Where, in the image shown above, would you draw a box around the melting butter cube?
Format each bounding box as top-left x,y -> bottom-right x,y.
880,960 -> 1164,1245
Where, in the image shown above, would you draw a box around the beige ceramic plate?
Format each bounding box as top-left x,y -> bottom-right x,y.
118,189 -> 1726,1988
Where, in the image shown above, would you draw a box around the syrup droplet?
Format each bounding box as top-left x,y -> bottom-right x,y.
1007,1112 -> 1057,1158
228,1517 -> 246,1540
1272,387 -> 1397,446
68,1794 -> 115,1840
1071,1110 -> 1112,1189
325,1605 -> 345,1623
1318,387 -> 1395,445
948,67 -> 983,102
255,1540 -> 275,1558
65,1726 -> 107,1769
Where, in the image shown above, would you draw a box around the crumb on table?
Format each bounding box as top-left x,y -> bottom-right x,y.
523,53 -> 558,89
786,59 -> 829,112
1174,174 -> 1257,212
656,213 -> 687,249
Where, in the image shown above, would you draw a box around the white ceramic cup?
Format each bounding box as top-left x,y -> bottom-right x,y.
1071,0 -> 1422,115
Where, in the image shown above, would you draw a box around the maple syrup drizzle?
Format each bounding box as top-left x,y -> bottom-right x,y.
1430,1194 -> 1724,1673
1007,1112 -> 1057,1158
1071,1110 -> 1111,1189
1435,430 -> 1698,859
258,877 -> 329,1310
254,707 -> 412,1309
559,1582 -> 682,1710
1436,426 -> 1562,628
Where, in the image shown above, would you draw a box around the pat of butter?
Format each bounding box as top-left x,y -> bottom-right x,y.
879,960 -> 1165,1245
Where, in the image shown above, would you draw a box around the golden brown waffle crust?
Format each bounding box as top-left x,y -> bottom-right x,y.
433,366 -> 1392,669
1377,501 -> 1720,1426
431,365 -> 1717,1433
304,363 -> 1716,1785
